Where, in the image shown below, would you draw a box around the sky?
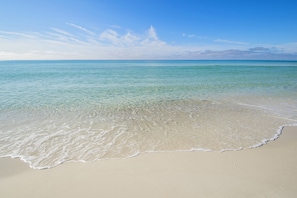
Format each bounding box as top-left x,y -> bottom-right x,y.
0,0 -> 297,60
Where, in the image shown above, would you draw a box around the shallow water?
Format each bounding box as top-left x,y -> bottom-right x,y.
1,60 -> 297,169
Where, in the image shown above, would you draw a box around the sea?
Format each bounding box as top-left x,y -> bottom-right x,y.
0,60 -> 297,169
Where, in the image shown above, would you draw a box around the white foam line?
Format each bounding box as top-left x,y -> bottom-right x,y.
219,147 -> 243,153
248,124 -> 297,150
2,124 -> 297,170
1,154 -> 52,170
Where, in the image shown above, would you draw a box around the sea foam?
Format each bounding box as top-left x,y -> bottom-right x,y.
0,60 -> 297,169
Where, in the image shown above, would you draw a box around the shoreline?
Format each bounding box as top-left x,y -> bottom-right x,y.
1,126 -> 297,197
2,124 -> 295,170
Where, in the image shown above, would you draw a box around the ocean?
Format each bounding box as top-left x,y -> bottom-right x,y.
0,60 -> 297,169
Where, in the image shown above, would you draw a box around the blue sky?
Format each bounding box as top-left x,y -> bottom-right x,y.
1,0 -> 297,60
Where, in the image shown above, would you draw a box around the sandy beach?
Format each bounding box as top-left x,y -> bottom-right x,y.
0,126 -> 296,198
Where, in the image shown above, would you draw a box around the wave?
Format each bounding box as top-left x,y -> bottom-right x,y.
1,99 -> 296,170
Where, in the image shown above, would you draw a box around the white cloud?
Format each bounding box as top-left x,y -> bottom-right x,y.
99,26 -> 165,47
214,38 -> 249,45
109,25 -> 121,29
182,33 -> 195,38
180,47 -> 297,60
0,26 -> 172,60
121,32 -> 140,45
141,26 -> 166,46
99,29 -> 119,44
182,33 -> 209,39
0,25 -> 296,60
0,30 -> 39,39
99,29 -> 140,46
66,23 -> 95,35
148,26 -> 158,40
45,31 -> 88,46
277,42 -> 297,53
51,28 -> 73,37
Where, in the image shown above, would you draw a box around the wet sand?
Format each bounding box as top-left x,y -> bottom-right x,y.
0,126 -> 296,198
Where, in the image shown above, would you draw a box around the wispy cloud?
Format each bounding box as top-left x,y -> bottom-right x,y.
109,25 -> 121,29
46,29 -> 88,45
0,30 -> 39,39
98,26 -> 166,48
147,26 -> 158,40
141,26 -> 166,46
214,38 -> 249,45
99,29 -> 141,46
182,33 -> 249,46
182,33 -> 195,38
182,33 -> 209,39
181,47 -> 297,60
66,23 -> 95,35
0,25 -> 296,60
99,29 -> 119,44
51,28 -> 73,37
0,25 -> 172,59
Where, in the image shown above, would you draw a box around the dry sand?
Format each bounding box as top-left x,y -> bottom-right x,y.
0,126 -> 296,198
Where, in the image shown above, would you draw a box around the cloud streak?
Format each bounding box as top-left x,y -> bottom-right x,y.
181,47 -> 297,60
0,25 -> 173,59
182,33 -> 209,39
66,23 -> 95,35
214,39 -> 249,45
51,28 -> 73,37
0,25 -> 297,60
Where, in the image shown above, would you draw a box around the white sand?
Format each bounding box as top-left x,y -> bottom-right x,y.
0,126 -> 296,198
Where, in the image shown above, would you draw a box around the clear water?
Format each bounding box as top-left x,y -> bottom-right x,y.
1,60 -> 297,169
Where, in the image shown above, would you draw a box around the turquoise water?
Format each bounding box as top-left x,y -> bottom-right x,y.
1,60 -> 297,169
